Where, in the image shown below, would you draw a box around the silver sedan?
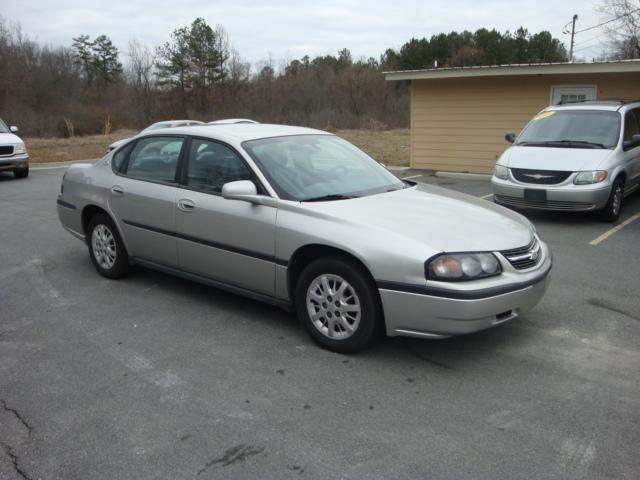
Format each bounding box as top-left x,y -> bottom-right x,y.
57,124 -> 552,352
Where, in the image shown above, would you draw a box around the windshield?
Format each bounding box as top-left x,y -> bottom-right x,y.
0,118 -> 9,133
243,135 -> 406,201
515,110 -> 621,149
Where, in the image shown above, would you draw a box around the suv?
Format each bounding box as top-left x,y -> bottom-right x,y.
492,100 -> 640,221
0,117 -> 29,178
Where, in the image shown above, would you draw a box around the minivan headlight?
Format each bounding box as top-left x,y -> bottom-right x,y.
494,164 -> 509,180
426,253 -> 502,281
574,170 -> 607,185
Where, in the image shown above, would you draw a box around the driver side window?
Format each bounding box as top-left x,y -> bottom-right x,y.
624,110 -> 640,142
185,139 -> 253,193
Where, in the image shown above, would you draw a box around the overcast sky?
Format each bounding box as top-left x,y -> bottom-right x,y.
6,1 -> 607,67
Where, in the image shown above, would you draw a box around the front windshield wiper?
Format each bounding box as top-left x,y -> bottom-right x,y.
516,139 -> 606,149
301,193 -> 358,202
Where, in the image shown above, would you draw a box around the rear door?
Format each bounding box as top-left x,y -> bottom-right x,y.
175,137 -> 277,295
109,135 -> 185,267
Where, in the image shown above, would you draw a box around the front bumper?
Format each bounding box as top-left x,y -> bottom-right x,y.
491,176 -> 610,211
380,255 -> 552,339
0,154 -> 29,171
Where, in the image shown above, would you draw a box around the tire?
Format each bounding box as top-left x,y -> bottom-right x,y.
599,178 -> 624,222
295,256 -> 382,353
14,166 -> 29,178
87,213 -> 129,279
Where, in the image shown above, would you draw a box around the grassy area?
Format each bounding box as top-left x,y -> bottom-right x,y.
25,128 -> 411,166
25,130 -> 137,163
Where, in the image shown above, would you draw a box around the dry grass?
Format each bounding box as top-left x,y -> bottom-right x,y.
25,128 -> 411,166
336,129 -> 410,166
25,130 -> 137,163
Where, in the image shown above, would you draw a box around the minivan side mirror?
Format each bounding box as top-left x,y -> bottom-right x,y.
505,132 -> 516,144
623,133 -> 640,150
10,126 -> 18,133
221,180 -> 277,207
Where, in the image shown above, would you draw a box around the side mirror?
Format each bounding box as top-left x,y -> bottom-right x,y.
505,132 -> 516,144
623,133 -> 640,150
221,180 -> 277,207
10,126 -> 18,133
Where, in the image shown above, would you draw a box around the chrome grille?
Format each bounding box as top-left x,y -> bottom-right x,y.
501,237 -> 541,270
0,145 -> 14,156
495,195 -> 595,211
511,168 -> 572,185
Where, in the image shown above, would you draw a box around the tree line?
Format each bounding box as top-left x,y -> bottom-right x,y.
0,16 -> 583,138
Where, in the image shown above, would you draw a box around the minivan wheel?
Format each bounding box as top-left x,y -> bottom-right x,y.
599,178 -> 624,222
295,257 -> 382,353
87,213 -> 129,279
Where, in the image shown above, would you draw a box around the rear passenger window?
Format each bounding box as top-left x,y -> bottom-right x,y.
125,137 -> 184,183
185,139 -> 253,193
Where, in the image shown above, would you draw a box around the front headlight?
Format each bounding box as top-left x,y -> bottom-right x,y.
14,143 -> 27,155
574,170 -> 607,185
426,252 -> 502,281
494,164 -> 509,180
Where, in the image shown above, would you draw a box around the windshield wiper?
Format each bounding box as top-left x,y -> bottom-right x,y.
301,193 -> 358,202
517,139 -> 606,149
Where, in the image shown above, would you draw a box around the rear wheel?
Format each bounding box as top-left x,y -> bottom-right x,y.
599,178 -> 624,222
295,257 -> 382,353
87,213 -> 129,278
14,166 -> 28,178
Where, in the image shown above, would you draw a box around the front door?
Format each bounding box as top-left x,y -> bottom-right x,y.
175,138 -> 277,295
108,135 -> 185,267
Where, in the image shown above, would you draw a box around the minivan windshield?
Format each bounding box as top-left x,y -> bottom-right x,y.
515,110 -> 621,149
243,135 -> 406,201
0,118 -> 9,133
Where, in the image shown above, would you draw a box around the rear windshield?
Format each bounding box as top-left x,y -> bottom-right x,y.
516,110 -> 621,149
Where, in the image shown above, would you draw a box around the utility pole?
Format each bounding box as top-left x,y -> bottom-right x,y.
569,14 -> 578,62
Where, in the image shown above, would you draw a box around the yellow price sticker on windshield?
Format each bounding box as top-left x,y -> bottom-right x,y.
533,111 -> 556,121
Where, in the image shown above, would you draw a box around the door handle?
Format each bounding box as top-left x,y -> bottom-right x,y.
178,198 -> 196,212
111,185 -> 124,196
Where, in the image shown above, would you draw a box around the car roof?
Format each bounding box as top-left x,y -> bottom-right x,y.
140,123 -> 332,143
547,100 -> 640,112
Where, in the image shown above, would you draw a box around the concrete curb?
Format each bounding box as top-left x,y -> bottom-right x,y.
31,159 -> 98,170
435,171 -> 491,181
385,165 -> 411,171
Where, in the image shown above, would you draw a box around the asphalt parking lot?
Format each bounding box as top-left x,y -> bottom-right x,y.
1,166 -> 639,480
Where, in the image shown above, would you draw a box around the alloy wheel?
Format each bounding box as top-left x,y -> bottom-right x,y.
91,224 -> 117,270
306,274 -> 361,340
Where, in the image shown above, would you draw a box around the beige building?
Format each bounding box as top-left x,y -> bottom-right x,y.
385,60 -> 640,173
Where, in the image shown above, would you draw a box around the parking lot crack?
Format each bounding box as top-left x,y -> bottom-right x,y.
197,444 -> 264,475
1,442 -> 34,480
588,298 -> 640,322
0,399 -> 32,434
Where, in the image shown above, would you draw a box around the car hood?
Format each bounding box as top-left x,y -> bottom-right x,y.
501,145 -> 613,171
300,184 -> 534,253
0,132 -> 23,144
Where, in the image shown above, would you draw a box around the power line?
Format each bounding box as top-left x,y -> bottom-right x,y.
574,8 -> 640,34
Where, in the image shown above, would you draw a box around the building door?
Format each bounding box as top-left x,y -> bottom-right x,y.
550,85 -> 597,105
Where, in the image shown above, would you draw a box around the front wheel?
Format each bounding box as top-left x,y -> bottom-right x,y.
295,257 -> 382,353
87,214 -> 129,279
14,166 -> 29,178
599,178 -> 624,222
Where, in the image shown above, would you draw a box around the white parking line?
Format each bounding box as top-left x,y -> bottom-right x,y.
589,212 -> 640,246
479,193 -> 493,199
403,174 -> 422,180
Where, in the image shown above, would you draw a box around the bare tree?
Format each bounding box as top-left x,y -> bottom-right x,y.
598,0 -> 640,59
127,39 -> 156,125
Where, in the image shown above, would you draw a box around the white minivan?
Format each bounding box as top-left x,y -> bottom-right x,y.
492,100 -> 640,221
0,117 -> 29,178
